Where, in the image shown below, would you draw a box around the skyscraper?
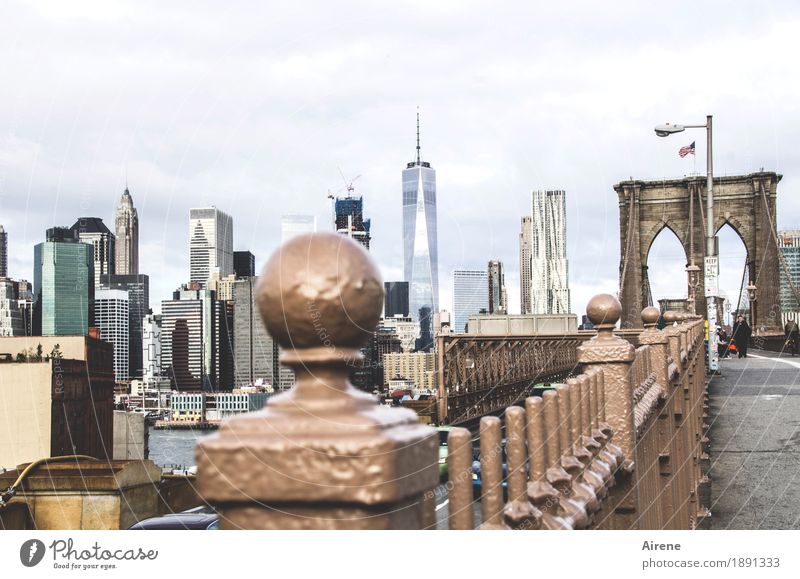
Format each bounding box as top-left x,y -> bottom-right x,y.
452,269 -> 489,333
488,260 -> 508,314
0,224 -> 7,278
70,217 -> 115,289
778,230 -> 800,318
280,215 -> 316,244
33,228 -> 94,336
142,312 -> 162,385
519,216 -> 532,315
189,207 -> 233,288
384,281 -> 410,318
100,274 -> 149,378
233,276 -> 280,388
0,279 -> 24,336
528,190 -> 571,314
403,112 -> 439,322
335,196 -> 371,250
114,188 -> 139,275
233,250 -> 256,278
95,288 -> 130,382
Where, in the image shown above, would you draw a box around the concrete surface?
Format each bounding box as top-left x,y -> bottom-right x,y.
708,350 -> 800,529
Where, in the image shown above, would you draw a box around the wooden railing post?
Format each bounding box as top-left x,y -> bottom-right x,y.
196,233 -> 438,529
577,294 -> 637,529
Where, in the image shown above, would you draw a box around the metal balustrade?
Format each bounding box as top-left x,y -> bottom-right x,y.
196,233 -> 710,530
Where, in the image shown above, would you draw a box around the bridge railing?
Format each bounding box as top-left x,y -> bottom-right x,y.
442,298 -> 708,529
196,233 -> 709,529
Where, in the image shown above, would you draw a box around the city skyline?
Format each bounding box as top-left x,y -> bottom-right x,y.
2,2 -> 797,318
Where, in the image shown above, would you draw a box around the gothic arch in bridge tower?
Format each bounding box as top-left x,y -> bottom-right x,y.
643,222 -> 688,308
615,171 -> 782,330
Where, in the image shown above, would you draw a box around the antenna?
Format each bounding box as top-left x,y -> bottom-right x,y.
416,106 -> 421,165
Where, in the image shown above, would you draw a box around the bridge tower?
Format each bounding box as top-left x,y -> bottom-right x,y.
616,171 -> 782,331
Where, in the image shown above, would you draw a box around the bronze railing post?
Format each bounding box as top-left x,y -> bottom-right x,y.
577,294 -> 636,529
638,306 -> 681,529
664,311 -> 692,528
196,233 -> 438,529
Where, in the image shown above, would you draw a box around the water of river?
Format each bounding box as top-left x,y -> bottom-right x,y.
147,427 -> 213,468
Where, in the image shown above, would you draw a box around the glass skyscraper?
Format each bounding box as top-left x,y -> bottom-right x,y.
452,269 -> 489,333
33,228 -> 94,336
402,114 -> 439,322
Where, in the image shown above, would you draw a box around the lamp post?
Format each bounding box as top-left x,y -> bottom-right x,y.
655,115 -> 719,372
746,283 -> 758,332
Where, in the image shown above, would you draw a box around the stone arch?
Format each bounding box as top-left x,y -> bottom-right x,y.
615,172 -> 781,330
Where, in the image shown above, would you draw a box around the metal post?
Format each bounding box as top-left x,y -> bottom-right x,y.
704,115 -> 719,373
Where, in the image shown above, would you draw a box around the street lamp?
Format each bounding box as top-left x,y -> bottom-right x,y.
655,115 -> 719,372
686,263 -> 701,314
746,283 -> 758,331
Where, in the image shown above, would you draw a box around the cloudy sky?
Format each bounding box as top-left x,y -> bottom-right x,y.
2,0 -> 799,319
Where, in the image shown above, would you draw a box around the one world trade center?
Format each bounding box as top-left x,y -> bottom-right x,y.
402,112 -> 439,327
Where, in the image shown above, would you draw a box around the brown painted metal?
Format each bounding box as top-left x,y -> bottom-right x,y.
447,427 -> 475,530
435,333 -> 588,425
478,417 -> 508,529
196,233 -> 438,529
503,406 -> 540,529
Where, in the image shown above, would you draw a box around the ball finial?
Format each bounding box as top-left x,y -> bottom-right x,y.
256,233 -> 384,351
663,311 -> 678,323
641,306 -> 660,327
586,294 -> 622,328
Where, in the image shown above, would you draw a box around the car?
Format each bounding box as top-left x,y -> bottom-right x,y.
471,441 -> 509,499
437,426 -> 453,481
128,506 -> 219,530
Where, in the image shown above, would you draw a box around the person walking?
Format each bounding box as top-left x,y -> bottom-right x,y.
785,319 -> 800,356
732,314 -> 752,358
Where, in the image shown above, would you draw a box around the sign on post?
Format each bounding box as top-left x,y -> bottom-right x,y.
705,256 -> 720,372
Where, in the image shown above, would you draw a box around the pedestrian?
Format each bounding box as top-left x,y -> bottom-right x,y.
717,327 -> 730,358
732,314 -> 752,358
785,318 -> 799,356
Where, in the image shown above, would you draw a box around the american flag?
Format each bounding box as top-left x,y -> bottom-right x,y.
679,141 -> 695,158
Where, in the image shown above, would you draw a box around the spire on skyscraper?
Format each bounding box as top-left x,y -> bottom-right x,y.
416,107 -> 421,165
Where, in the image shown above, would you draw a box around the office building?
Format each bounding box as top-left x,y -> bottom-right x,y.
33,228 -> 94,336
142,312 -> 161,385
281,214 -> 316,243
779,230 -> 800,320
15,279 -> 33,336
382,351 -> 435,392
415,306 -> 434,352
379,315 -> 417,352
70,218 -> 115,289
0,224 -> 6,277
0,336 -> 114,469
95,288 -> 130,382
0,279 -> 24,336
114,188 -> 139,275
335,196 -> 371,250
384,281 -> 410,318
189,207 -> 233,287
453,269 -> 489,333
403,112 -> 439,322
232,277 -> 280,388
233,251 -> 256,278
527,190 -> 571,314
207,271 -> 237,302
488,260 -> 508,314
100,274 -> 149,378
520,216 -> 533,314
161,286 -> 212,390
